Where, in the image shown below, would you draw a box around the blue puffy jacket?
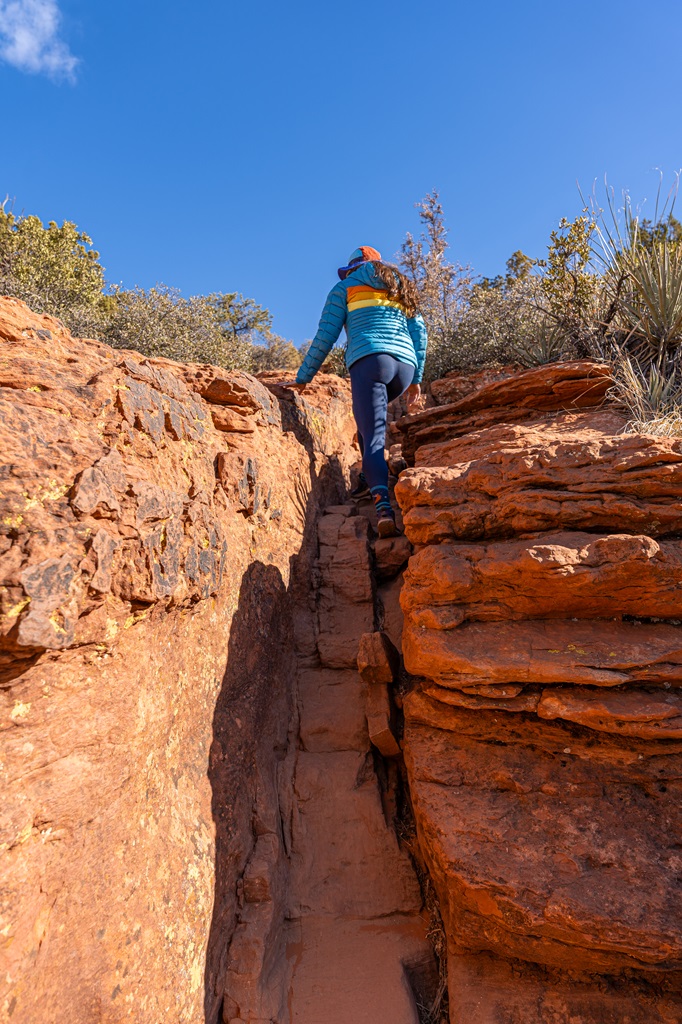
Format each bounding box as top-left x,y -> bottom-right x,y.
296,263 -> 428,384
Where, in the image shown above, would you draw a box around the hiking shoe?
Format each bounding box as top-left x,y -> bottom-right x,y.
376,507 -> 398,538
350,473 -> 371,500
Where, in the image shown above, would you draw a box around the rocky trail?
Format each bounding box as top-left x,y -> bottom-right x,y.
282,501 -> 433,1024
2,299 -> 682,1023
223,493 -> 441,1023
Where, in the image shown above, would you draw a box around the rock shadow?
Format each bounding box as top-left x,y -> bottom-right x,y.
203,558 -> 292,1023
204,396 -> 350,1022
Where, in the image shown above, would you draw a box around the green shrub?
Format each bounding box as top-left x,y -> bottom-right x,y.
399,191 -> 473,379
607,350 -> 682,435
398,195 -> 599,378
250,332 -> 302,373
103,286 -> 288,371
0,202 -> 109,337
0,200 -> 297,373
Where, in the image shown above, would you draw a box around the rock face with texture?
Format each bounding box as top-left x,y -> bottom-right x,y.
0,298 -> 358,1024
397,430 -> 682,545
394,360 -> 682,1021
395,359 -> 614,462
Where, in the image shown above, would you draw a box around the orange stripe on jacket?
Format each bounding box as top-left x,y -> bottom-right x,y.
346,285 -> 406,313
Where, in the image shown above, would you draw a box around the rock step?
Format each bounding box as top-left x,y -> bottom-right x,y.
282,496 -> 432,1022
286,916 -> 427,1024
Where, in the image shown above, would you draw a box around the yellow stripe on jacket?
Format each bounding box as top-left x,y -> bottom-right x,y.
346,286 -> 406,313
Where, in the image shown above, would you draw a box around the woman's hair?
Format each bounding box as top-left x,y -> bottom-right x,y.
371,262 -> 420,318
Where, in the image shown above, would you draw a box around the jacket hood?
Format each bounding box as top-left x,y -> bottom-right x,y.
344,263 -> 381,287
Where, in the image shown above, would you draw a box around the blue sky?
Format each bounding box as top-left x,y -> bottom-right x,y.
1,0 -> 681,343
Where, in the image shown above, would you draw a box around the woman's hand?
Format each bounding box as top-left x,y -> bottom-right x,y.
406,383 -> 422,413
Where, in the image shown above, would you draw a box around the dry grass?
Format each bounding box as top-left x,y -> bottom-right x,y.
623,412 -> 682,436
608,349 -> 682,436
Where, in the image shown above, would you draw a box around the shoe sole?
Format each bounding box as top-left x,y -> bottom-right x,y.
377,517 -> 398,538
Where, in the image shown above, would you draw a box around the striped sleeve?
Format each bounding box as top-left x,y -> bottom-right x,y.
296,282 -> 347,383
407,313 -> 428,383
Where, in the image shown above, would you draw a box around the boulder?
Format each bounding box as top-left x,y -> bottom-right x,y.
405,689 -> 682,974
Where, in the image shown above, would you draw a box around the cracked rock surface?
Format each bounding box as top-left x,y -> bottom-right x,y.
394,360 -> 682,1022
0,298 -> 358,1024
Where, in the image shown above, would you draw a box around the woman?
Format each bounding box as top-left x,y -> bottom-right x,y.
293,245 -> 428,537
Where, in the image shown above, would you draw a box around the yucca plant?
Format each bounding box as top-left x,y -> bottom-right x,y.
588,174 -> 682,432
616,240 -> 682,361
507,315 -> 574,367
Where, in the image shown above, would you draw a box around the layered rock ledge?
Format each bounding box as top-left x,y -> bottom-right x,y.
394,361 -> 682,1021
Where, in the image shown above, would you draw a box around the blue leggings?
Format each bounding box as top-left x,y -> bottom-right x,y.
349,353 -> 415,493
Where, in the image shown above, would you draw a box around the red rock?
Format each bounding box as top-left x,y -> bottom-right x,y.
396,360 -> 682,1017
357,631 -> 400,685
297,668 -> 369,753
538,687 -> 682,740
373,533 -> 413,580
448,950 -> 682,1024
289,750 -> 422,917
210,404 -> 257,432
285,916 -> 430,1024
414,410 -> 627,468
403,617 -> 682,688
387,443 -> 408,476
423,682 -> 541,713
429,365 -> 517,406
396,360 -> 613,462
260,370 -> 360,459
366,706 -> 401,758
377,576 -> 405,657
171,363 -> 281,421
0,298 -> 361,1024
357,632 -> 402,756
316,515 -> 375,668
404,688 -> 682,974
324,503 -> 357,516
396,432 -> 682,545
402,532 -> 682,624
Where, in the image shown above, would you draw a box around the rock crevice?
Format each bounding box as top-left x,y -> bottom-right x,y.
3,304 -> 681,1024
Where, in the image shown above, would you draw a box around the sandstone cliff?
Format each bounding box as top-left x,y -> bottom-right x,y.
4,300 -> 682,1024
394,362 -> 682,1022
0,298 -> 361,1023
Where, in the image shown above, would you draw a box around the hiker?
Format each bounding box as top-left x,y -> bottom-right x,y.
288,246 -> 427,537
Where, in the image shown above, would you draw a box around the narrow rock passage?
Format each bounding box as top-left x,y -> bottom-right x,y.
284,502 -> 431,1024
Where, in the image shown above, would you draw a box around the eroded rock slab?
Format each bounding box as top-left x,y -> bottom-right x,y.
402,532 -> 682,623
405,689 -> 682,974
396,433 -> 682,545
396,360 -> 613,462
403,617 -> 682,688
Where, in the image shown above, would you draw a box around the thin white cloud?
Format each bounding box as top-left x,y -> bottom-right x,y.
0,0 -> 78,81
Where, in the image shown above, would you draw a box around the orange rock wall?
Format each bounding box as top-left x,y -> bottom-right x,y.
0,299 -> 357,1024
395,363 -> 682,1021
